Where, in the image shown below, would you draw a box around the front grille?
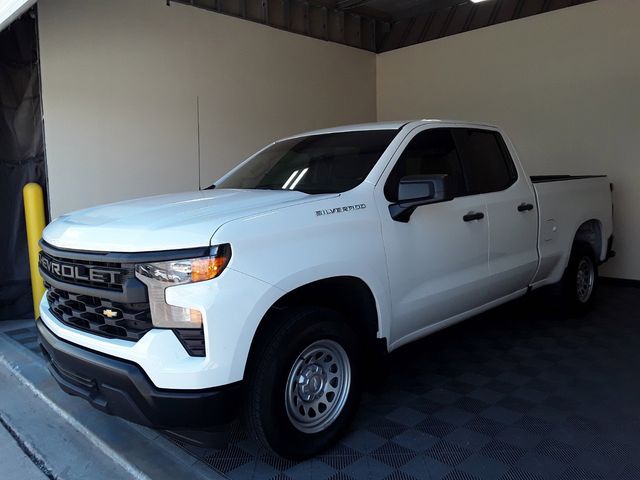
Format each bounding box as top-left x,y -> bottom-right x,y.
46,284 -> 153,341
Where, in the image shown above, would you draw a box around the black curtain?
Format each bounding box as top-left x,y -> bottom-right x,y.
0,9 -> 46,320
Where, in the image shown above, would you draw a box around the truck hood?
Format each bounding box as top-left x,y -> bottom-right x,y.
43,189 -> 326,252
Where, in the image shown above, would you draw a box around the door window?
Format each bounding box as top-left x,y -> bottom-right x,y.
384,128 -> 465,202
452,129 -> 517,194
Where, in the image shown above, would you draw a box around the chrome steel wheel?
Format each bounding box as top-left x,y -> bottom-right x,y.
285,339 -> 351,434
576,256 -> 595,303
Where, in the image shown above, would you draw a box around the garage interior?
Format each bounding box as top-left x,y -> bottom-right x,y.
2,0 -> 640,479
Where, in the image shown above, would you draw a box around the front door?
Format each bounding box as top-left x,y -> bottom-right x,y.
376,127 -> 491,347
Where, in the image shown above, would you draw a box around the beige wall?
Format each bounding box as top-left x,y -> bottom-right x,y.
38,0 -> 376,218
377,0 -> 640,280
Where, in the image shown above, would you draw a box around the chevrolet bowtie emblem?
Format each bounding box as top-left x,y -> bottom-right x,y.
102,309 -> 119,319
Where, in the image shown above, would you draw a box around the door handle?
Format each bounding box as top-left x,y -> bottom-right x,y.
517,202 -> 534,212
463,211 -> 485,222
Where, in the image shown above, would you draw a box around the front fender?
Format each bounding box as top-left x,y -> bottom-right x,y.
268,262 -> 391,342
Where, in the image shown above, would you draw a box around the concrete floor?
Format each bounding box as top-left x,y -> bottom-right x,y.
0,421 -> 48,480
0,319 -> 223,480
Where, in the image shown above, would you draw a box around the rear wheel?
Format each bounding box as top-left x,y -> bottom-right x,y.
243,306 -> 362,459
561,241 -> 598,312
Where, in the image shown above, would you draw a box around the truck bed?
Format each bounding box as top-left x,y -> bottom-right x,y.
531,175 -> 612,287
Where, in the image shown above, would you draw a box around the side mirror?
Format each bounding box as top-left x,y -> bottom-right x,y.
389,174 -> 453,222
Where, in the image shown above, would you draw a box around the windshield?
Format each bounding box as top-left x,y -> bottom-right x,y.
214,130 -> 398,194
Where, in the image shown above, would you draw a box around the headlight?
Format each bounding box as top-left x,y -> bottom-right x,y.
135,244 -> 231,329
135,244 -> 231,285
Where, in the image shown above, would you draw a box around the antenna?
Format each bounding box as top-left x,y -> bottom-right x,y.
196,95 -> 201,190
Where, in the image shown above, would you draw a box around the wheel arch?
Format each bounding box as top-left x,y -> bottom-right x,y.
243,276 -> 384,379
573,218 -> 604,261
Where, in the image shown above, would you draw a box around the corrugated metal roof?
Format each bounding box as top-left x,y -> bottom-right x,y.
174,0 -> 596,52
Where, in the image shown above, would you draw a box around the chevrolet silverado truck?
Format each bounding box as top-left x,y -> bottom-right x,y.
36,120 -> 614,459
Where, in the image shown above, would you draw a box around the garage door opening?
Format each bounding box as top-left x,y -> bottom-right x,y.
0,8 -> 46,320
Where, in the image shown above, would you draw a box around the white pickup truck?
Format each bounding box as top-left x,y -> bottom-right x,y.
36,120 -> 614,459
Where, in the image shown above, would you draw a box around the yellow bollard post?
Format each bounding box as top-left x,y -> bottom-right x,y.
23,183 -> 46,318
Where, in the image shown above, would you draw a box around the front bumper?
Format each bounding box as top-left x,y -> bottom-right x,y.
37,317 -> 241,430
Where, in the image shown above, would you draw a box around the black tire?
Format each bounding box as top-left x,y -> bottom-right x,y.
561,241 -> 598,313
242,306 -> 362,459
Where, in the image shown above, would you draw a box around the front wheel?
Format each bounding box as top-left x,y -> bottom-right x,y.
243,307 -> 362,459
561,241 -> 598,312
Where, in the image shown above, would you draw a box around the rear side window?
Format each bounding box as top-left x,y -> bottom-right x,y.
384,128 -> 465,202
453,129 -> 516,194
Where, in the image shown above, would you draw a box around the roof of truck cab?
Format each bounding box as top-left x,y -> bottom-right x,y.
284,119 -> 500,140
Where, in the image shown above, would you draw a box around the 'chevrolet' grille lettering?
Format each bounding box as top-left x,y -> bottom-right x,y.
39,255 -> 121,285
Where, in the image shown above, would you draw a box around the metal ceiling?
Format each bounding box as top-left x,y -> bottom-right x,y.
172,0 -> 596,52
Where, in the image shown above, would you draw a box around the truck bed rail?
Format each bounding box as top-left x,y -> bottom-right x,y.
530,175 -> 606,183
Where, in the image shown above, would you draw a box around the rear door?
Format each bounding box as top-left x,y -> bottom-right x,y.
452,128 -> 538,298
